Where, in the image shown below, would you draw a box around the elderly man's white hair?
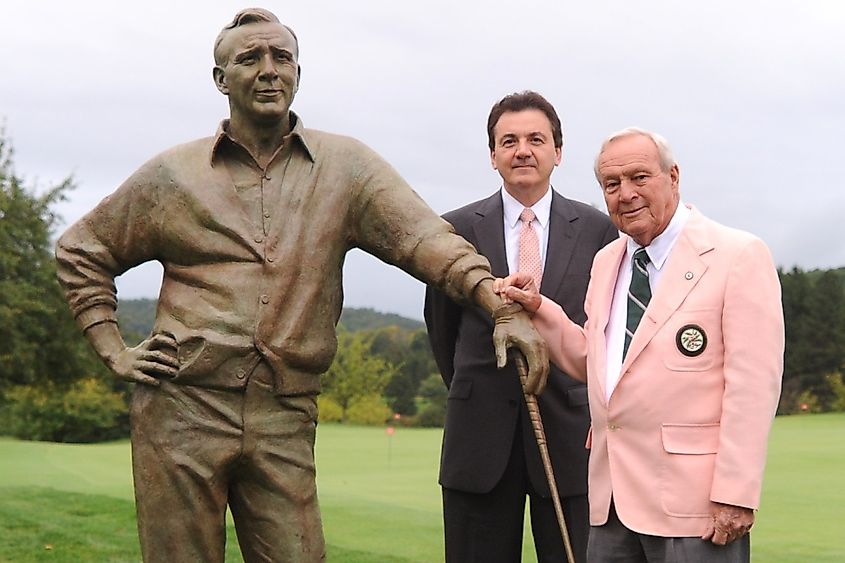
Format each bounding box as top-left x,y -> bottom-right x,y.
593,127 -> 677,182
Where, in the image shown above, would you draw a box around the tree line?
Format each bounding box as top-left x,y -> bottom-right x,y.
1,130 -> 843,442
0,131 -> 125,442
779,266 -> 845,413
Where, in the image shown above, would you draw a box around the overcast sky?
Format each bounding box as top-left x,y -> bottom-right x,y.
4,0 -> 843,319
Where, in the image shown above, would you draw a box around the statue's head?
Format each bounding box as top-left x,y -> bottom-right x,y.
212,8 -> 301,124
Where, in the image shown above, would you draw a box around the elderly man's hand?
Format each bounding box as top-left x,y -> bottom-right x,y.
493,272 -> 542,314
701,502 -> 754,545
492,303 -> 549,395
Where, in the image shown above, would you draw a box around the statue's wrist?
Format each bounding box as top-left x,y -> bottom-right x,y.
492,302 -> 523,321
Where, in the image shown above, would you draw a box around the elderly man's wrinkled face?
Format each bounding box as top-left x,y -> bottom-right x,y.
214,22 -> 299,123
597,134 -> 679,246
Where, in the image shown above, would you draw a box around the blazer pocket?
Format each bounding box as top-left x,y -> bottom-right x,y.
448,378 -> 472,400
661,423 -> 720,454
661,311 -> 720,372
566,386 -> 589,408
659,423 -> 719,517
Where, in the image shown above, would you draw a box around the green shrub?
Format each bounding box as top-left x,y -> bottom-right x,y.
412,373 -> 446,427
317,395 -> 344,423
827,372 -> 845,412
414,403 -> 445,427
345,394 -> 391,426
1,378 -> 127,442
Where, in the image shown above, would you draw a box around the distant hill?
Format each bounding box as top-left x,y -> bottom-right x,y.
339,307 -> 424,331
116,298 -> 423,342
116,299 -> 158,343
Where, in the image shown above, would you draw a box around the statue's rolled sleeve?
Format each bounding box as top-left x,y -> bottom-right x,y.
56,163 -> 161,330
349,144 -> 493,305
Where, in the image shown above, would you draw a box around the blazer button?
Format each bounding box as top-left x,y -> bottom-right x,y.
236,369 -> 246,379
608,423 -> 620,431
260,295 -> 270,304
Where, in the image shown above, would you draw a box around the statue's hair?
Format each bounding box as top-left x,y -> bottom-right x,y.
593,127 -> 676,181
213,8 -> 299,65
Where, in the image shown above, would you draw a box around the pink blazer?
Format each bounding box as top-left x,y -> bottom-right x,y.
533,208 -> 784,537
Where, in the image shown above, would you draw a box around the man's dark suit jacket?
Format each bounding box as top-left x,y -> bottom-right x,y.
425,189 -> 618,498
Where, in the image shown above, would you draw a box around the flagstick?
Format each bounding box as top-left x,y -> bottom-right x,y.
386,426 -> 395,467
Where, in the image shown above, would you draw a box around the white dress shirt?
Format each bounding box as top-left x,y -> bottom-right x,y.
604,202 -> 691,401
501,187 -> 552,277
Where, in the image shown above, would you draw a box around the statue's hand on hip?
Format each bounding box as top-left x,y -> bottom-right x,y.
108,333 -> 180,387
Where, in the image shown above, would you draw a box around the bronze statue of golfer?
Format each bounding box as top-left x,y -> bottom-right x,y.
56,8 -> 548,562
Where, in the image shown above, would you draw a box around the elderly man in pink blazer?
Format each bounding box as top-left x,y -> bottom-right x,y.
495,128 -> 784,562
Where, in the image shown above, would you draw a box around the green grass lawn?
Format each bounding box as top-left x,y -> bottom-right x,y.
1,413 -> 843,562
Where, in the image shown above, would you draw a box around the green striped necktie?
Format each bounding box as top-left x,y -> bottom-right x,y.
624,247 -> 651,359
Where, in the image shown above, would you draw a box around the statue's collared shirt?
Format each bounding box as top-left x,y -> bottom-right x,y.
210,119 -> 314,256
57,113 -> 492,395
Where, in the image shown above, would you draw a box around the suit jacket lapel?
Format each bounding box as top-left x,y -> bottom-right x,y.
471,193 -> 509,278
471,190 -> 582,287
621,211 -> 713,370
540,191 -> 578,296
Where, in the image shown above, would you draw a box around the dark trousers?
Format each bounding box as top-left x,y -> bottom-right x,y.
587,501 -> 750,563
443,421 -> 589,563
130,362 -> 325,563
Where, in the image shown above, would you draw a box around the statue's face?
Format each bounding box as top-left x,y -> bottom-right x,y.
214,22 -> 299,124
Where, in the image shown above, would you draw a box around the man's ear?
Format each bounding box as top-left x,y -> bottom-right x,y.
670,163 -> 680,189
213,66 -> 228,95
490,150 -> 498,170
294,65 -> 301,92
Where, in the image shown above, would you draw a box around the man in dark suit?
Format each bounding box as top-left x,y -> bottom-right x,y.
424,91 -> 618,562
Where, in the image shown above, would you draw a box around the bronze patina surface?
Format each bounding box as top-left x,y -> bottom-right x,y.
56,8 -> 548,562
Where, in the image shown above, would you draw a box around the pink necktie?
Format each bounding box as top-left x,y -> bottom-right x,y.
518,207 -> 543,288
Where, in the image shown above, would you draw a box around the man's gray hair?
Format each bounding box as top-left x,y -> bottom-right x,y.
593,127 -> 676,182
213,8 -> 299,65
